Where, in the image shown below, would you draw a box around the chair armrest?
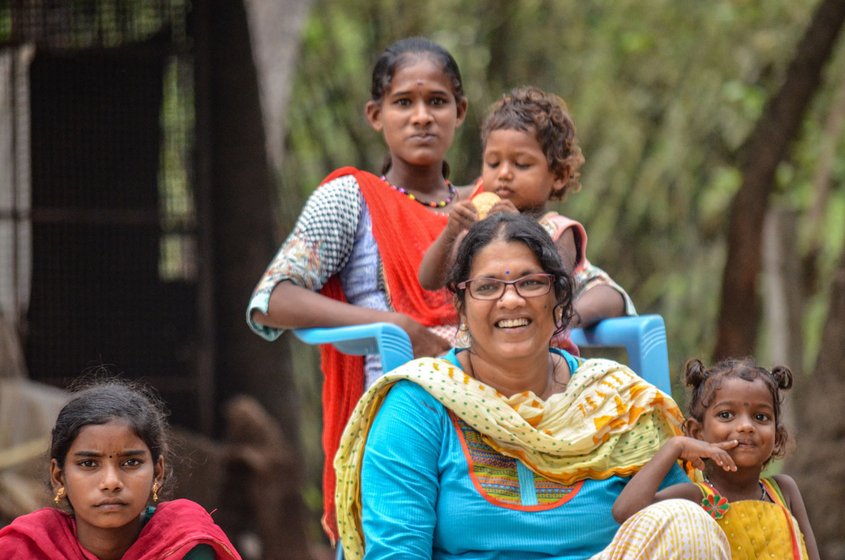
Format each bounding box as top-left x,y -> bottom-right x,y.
293,322 -> 413,374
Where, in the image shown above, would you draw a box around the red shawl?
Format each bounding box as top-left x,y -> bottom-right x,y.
0,499 -> 241,559
317,167 -> 455,540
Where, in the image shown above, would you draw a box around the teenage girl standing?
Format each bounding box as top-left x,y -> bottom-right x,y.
246,37 -> 468,540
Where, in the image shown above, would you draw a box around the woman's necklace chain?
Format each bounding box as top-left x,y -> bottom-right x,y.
381,175 -> 457,208
703,474 -> 766,501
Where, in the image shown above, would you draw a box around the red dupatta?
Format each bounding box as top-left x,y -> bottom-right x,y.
0,499 -> 241,559
317,167 -> 455,540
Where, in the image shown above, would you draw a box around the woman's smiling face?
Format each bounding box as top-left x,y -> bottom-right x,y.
460,238 -> 558,364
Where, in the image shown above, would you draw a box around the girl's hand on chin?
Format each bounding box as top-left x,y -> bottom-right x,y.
673,436 -> 738,472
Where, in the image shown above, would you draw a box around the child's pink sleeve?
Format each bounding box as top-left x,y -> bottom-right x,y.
539,211 -> 588,271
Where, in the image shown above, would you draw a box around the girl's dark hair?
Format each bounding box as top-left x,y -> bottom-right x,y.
684,357 -> 793,463
51,376 -> 172,488
371,36 -> 465,178
481,86 -> 585,200
447,213 -> 574,337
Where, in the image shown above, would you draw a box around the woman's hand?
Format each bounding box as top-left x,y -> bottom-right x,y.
673,436 -> 738,472
392,313 -> 451,358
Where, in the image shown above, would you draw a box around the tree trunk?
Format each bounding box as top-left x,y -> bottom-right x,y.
243,0 -> 313,180
199,0 -> 315,557
786,239 -> 845,559
713,0 -> 845,359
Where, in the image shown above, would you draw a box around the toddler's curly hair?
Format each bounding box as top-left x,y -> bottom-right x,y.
481,86 -> 585,200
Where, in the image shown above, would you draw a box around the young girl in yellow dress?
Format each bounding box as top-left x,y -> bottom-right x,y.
612,357 -> 819,559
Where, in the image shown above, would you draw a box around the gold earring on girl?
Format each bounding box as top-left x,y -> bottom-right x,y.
152,482 -> 160,503
53,487 -> 65,505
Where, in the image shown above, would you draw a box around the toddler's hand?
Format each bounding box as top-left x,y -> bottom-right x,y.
487,199 -> 519,216
445,201 -> 478,237
674,436 -> 738,472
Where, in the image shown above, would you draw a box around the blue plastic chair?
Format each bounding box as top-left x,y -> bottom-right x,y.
294,315 -> 670,559
294,322 -> 413,374
294,314 -> 671,392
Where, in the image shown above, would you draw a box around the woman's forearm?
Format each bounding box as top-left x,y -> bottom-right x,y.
253,281 -> 399,330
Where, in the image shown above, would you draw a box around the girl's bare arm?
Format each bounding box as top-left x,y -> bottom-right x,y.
774,474 -> 820,560
253,281 -> 451,358
613,436 -> 737,522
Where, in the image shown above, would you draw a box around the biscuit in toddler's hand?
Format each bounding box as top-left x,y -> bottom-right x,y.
473,192 -> 501,220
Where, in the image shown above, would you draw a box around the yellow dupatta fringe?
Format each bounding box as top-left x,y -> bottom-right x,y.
334,356 -> 684,559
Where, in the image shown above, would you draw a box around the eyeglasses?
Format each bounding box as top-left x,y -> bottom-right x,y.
457,273 -> 555,300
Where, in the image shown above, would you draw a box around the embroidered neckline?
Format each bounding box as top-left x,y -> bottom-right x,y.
701,476 -> 767,519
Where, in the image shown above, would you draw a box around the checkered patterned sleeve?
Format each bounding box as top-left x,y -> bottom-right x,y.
246,175 -> 363,340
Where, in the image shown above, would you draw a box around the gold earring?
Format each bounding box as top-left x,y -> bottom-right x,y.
152,482 -> 159,503
53,487 -> 65,505
456,323 -> 471,348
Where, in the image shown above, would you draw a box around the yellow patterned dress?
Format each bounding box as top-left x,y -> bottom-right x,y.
696,478 -> 809,559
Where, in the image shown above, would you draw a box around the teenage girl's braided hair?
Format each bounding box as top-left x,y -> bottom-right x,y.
684,357 -> 793,464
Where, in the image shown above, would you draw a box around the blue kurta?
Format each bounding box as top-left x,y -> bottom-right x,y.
360,350 -> 688,559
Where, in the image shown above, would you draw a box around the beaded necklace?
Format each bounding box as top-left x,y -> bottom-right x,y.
381,175 -> 457,208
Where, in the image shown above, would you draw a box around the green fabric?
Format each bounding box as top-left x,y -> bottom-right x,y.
184,543 -> 216,559
142,506 -> 217,559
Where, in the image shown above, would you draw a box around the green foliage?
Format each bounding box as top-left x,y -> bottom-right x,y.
283,0 -> 841,370
0,3 -> 9,43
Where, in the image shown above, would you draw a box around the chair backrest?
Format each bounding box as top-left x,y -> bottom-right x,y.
293,314 -> 671,394
568,314 -> 671,394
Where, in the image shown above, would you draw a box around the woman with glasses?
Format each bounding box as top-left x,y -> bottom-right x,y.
334,213 -> 729,559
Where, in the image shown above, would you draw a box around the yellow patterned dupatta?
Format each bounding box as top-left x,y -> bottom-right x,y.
334,355 -> 685,559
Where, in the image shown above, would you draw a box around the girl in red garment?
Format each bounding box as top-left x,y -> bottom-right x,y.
246,37 -> 468,539
0,378 -> 240,559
